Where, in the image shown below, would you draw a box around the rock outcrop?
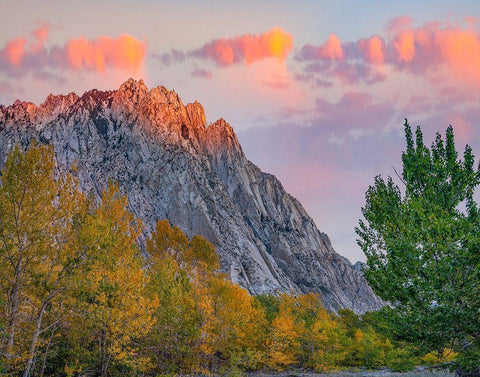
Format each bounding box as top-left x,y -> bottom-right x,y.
0,79 -> 383,313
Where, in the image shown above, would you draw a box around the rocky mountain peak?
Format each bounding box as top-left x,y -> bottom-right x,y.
186,101 -> 207,130
120,77 -> 148,93
0,79 -> 383,313
203,117 -> 243,157
114,78 -> 184,113
115,78 -> 149,104
1,79 -> 234,153
39,92 -> 80,120
41,92 -> 79,110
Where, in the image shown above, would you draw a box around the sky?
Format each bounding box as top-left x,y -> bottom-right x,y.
1,0 -> 480,262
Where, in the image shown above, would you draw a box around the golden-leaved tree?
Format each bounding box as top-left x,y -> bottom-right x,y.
63,184 -> 157,377
142,220 -> 203,374
0,145 -> 85,377
294,294 -> 346,371
196,275 -> 266,372
266,295 -> 303,371
144,220 -> 266,374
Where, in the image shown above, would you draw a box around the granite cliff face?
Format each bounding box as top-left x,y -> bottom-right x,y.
0,79 -> 383,313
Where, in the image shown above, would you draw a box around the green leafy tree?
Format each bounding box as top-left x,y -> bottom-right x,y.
356,120 -> 480,371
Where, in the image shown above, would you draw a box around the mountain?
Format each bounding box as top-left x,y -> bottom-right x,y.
0,78 -> 383,313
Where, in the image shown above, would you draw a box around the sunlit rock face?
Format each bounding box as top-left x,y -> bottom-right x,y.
0,78 -> 383,313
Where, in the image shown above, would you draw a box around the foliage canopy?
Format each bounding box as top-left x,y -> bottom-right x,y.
356,120 -> 480,371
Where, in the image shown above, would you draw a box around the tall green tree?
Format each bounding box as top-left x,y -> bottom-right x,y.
356,120 -> 480,371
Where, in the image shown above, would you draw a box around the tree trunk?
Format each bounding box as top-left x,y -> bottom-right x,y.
6,260 -> 22,360
99,330 -> 110,377
22,305 -> 46,377
39,326 -> 57,377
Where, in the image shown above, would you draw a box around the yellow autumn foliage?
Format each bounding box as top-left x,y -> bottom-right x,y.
422,348 -> 458,365
0,145 -> 432,377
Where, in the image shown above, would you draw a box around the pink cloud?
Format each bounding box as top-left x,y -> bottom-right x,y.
302,60 -> 386,85
336,62 -> 387,84
193,26 -> 293,66
0,27 -> 146,77
449,116 -> 472,143
297,18 -> 480,87
314,92 -> 396,137
299,34 -> 344,61
31,24 -> 50,52
386,23 -> 480,87
420,106 -> 480,145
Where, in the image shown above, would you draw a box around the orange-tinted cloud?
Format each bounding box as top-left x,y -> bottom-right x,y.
2,25 -> 50,68
386,23 -> 480,86
2,25 -> 51,68
0,27 -> 146,77
193,26 -> 293,66
65,34 -> 145,73
318,34 -> 344,60
393,30 -> 415,62
4,38 -> 27,66
357,36 -> 385,64
431,27 -> 480,83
